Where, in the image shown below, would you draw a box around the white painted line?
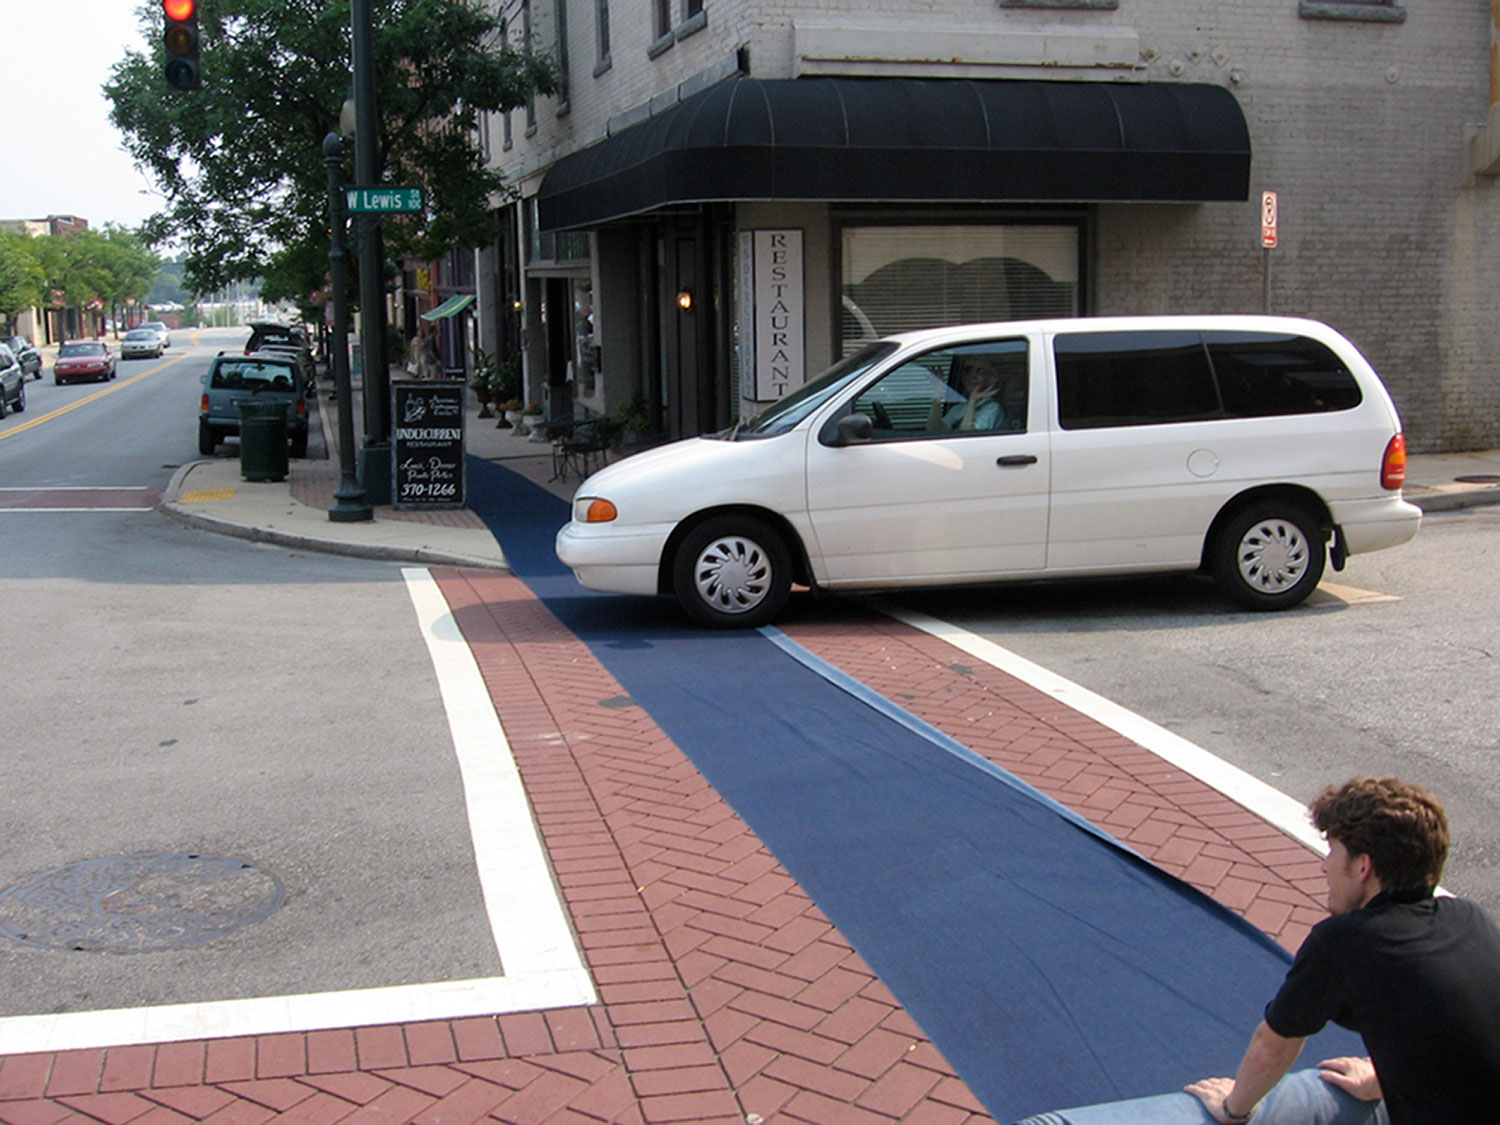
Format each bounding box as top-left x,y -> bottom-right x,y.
0,486 -> 154,491
875,602 -> 1329,857
0,569 -> 594,1054
0,973 -> 595,1055
1310,581 -> 1401,606
401,567 -> 592,983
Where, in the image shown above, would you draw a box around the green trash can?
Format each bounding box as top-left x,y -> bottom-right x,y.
238,400 -> 289,482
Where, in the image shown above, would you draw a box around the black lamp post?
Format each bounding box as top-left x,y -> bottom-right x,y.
323,132 -> 373,523
351,0 -> 392,505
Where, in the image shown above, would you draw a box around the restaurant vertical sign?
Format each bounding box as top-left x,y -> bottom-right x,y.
737,230 -> 804,403
392,380 -> 465,509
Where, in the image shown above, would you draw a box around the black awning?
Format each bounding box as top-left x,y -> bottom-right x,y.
537,77 -> 1251,231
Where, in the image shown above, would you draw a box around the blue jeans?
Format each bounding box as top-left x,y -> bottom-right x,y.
1011,1068 -> 1389,1125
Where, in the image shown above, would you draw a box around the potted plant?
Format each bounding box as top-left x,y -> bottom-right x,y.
614,391 -> 651,445
469,366 -> 495,418
523,400 -> 548,442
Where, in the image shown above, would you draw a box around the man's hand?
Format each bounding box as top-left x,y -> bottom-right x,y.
1184,1076 -> 1249,1124
1318,1056 -> 1382,1102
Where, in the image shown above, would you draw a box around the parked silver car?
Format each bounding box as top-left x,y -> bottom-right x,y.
1,335 -> 42,380
199,351 -> 310,457
0,344 -> 27,417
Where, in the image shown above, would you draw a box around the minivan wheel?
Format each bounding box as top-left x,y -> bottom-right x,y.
1212,502 -> 1326,611
198,420 -> 218,456
672,516 -> 792,628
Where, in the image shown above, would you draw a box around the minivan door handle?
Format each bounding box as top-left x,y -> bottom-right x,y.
996,455 -> 1039,467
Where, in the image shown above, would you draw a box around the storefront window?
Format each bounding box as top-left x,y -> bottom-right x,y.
839,225 -> 1081,355
572,279 -> 596,398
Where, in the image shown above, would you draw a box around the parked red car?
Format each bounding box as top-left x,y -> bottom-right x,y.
54,341 -> 117,385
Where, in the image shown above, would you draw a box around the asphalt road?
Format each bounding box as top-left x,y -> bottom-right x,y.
0,328 -> 495,1018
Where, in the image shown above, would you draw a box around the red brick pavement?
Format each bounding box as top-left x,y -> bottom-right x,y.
0,571 -> 1329,1124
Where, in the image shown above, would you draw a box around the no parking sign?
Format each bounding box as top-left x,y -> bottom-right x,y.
1261,190 -> 1279,248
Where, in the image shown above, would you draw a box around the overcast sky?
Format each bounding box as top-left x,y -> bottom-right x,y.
5,3 -> 163,229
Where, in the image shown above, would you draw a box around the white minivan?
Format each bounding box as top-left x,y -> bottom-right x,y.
556,316 -> 1420,627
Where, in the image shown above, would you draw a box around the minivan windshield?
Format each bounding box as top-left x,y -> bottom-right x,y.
726,343 -> 897,439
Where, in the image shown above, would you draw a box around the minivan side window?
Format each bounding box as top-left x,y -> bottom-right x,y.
1055,331 -> 1218,430
851,339 -> 1029,438
1204,331 -> 1362,417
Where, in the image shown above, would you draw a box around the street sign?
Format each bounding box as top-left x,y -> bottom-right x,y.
1261,190 -> 1279,249
345,186 -> 423,214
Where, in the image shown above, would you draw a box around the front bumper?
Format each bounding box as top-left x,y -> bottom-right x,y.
555,520 -> 675,596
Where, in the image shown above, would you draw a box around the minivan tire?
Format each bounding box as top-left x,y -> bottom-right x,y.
673,515 -> 792,628
198,420 -> 218,456
1212,501 -> 1326,611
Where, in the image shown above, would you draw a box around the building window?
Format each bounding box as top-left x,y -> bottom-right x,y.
500,18 -> 514,150
1298,0 -> 1406,21
522,0 -> 536,135
1001,0 -> 1118,8
649,0 -> 673,55
594,0 -> 611,74
678,0 -> 706,39
839,224 -> 1081,356
554,0 -> 570,111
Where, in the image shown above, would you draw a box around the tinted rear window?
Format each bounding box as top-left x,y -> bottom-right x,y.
1055,331 -> 1219,430
211,361 -> 298,390
1204,331 -> 1362,416
249,327 -> 295,348
1056,329 -> 1363,430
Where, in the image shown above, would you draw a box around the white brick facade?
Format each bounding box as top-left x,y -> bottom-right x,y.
482,0 -> 1500,450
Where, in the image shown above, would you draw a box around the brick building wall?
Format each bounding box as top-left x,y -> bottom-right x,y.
486,0 -> 1500,450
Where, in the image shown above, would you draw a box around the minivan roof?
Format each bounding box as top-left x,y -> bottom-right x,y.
880,314 -> 1344,349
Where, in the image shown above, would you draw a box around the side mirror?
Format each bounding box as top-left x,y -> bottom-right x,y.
835,412 -> 874,446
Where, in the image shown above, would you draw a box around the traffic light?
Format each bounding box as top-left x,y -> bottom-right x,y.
162,0 -> 201,90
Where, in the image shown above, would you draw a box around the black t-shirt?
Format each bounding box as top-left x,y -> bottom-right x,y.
1265,889 -> 1500,1124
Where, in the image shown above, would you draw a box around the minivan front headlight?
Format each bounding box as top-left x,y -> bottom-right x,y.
576,497 -> 617,523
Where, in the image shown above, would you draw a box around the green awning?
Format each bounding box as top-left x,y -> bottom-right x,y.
420,294 -> 475,320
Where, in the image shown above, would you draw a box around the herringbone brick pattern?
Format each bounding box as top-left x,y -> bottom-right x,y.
776,611 -> 1327,953
0,572 -> 1328,1123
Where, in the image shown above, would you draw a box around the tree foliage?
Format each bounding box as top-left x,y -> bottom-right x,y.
106,0 -> 557,307
0,227 -> 159,334
0,233 -> 46,328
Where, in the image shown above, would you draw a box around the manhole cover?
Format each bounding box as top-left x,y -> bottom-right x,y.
1454,474 -> 1500,484
0,853 -> 285,954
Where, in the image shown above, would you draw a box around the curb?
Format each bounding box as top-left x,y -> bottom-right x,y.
156,461 -> 510,572
1408,486 -> 1500,513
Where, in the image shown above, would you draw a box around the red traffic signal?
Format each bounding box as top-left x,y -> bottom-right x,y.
162,0 -> 200,90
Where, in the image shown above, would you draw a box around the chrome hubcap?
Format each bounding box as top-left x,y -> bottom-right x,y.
1237,518 -> 1309,592
693,535 -> 772,615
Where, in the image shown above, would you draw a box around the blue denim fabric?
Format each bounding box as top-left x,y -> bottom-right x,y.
1010,1068 -> 1389,1125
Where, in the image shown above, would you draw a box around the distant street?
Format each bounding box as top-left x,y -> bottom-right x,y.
0,328 -> 494,1018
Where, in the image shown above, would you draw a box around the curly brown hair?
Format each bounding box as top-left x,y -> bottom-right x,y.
1310,777 -> 1449,893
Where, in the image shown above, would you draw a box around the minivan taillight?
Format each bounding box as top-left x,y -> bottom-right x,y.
200,392 -> 209,413
1381,433 -> 1407,491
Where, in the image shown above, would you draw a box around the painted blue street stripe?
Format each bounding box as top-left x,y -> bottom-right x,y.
465,458 -> 1357,1121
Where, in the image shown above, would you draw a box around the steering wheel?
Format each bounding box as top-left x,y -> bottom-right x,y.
869,401 -> 892,429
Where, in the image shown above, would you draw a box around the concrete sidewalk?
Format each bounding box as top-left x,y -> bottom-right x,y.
3,377 -> 1496,1123
154,371 -> 1500,572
